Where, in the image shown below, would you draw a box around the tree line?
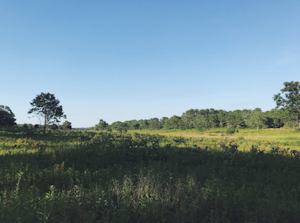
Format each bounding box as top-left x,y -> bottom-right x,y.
96,81 -> 300,132
98,107 -> 294,133
1,81 -> 300,134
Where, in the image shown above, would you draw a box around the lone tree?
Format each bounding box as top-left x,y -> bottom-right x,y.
274,81 -> 300,128
0,105 -> 16,126
28,93 -> 66,135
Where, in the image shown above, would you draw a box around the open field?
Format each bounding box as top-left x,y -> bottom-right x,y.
128,128 -> 300,150
0,127 -> 300,222
129,127 -> 300,138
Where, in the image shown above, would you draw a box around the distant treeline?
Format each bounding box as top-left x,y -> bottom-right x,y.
14,121 -> 72,130
101,108 -> 299,132
1,81 -> 299,132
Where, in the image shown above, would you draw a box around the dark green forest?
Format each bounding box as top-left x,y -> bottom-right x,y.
107,107 -> 291,132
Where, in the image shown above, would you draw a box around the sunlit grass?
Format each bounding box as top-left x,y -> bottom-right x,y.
0,128 -> 300,222
128,127 -> 300,140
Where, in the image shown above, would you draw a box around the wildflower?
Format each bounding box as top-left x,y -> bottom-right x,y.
279,148 -> 285,152
17,139 -> 22,143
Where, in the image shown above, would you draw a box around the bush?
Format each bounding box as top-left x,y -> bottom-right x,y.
226,128 -> 236,135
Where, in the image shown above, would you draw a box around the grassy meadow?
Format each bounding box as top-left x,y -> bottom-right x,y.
129,128 -> 300,150
0,127 -> 300,222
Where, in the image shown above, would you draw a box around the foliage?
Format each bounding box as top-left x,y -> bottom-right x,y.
181,109 -> 197,129
164,115 -> 183,129
195,114 -> 211,132
226,110 -> 246,128
0,128 -> 300,222
28,92 -> 66,135
62,120 -> 72,130
95,119 -> 108,132
111,121 -> 128,134
49,124 -> 58,130
102,81 -> 300,131
226,127 -> 236,135
0,105 -> 16,126
246,108 -> 267,129
274,81 -> 300,128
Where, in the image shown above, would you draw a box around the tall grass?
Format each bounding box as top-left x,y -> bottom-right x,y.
0,128 -> 300,222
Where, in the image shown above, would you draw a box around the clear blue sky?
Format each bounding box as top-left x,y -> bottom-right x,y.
1,0 -> 299,127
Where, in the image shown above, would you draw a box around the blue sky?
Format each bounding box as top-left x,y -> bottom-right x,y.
1,0 -> 299,127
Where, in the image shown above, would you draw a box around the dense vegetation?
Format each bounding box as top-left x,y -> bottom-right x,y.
108,108 -> 289,132
0,81 -> 299,221
103,81 -> 300,133
2,81 -> 300,134
0,127 -> 300,222
0,106 -> 16,126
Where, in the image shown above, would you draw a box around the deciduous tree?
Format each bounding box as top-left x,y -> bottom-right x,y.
246,108 -> 266,130
0,105 -> 16,126
96,119 -> 108,132
195,114 -> 211,132
274,81 -> 300,128
181,109 -> 197,129
164,116 -> 182,129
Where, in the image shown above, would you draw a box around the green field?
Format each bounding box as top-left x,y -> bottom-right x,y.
129,127 -> 300,137
1,128 -> 300,222
129,128 -> 300,151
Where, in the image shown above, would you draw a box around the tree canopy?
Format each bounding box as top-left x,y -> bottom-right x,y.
95,119 -> 108,132
0,105 -> 16,126
62,121 -> 72,130
246,108 -> 266,130
28,93 -> 66,134
274,81 -> 300,128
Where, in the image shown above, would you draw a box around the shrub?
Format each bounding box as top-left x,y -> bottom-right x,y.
226,128 -> 236,135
